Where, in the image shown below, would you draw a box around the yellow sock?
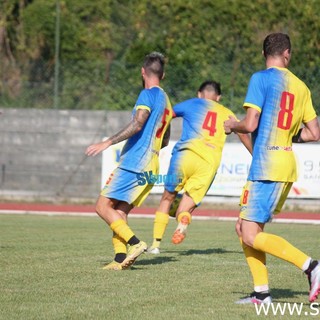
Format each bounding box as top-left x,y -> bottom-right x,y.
112,233 -> 127,255
240,238 -> 269,290
253,232 -> 309,270
153,211 -> 170,244
151,239 -> 161,248
110,219 -> 135,243
177,211 -> 192,223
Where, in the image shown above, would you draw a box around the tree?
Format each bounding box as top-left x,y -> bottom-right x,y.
0,0 -> 319,113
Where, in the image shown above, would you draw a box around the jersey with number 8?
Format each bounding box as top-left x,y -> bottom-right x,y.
243,66 -> 317,182
172,97 -> 236,164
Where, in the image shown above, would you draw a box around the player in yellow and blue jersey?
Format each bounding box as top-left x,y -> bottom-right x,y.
86,52 -> 172,270
224,33 -> 320,304
148,81 -> 252,254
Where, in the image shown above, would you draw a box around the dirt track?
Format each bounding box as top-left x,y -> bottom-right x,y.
1,202 -> 319,224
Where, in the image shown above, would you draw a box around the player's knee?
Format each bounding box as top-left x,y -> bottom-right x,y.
95,197 -> 112,216
241,233 -> 256,247
235,223 -> 241,237
95,202 -> 103,216
235,217 -> 243,237
161,191 -> 176,202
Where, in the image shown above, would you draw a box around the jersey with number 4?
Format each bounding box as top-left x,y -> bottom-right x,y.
172,98 -> 236,164
119,86 -> 172,172
244,66 -> 317,182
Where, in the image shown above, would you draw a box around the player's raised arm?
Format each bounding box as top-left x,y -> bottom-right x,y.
224,108 -> 260,134
85,108 -> 150,156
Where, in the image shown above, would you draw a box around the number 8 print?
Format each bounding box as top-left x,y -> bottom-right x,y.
242,189 -> 249,205
277,91 -> 294,130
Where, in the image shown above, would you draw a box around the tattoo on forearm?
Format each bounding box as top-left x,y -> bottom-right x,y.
138,109 -> 150,125
110,121 -> 138,145
110,109 -> 150,145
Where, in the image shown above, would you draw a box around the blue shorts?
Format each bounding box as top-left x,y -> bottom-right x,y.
240,180 -> 293,223
100,167 -> 154,207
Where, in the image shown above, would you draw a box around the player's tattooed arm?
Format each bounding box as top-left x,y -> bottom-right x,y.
109,108 -> 150,145
161,124 -> 171,149
85,108 -> 150,156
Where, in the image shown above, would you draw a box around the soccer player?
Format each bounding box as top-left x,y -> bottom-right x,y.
224,33 -> 320,304
148,80 -> 252,254
86,52 -> 173,270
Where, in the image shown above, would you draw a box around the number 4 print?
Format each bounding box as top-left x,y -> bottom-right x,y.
202,111 -> 217,136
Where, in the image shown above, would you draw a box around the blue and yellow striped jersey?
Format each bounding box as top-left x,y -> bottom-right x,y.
119,86 -> 172,172
245,67 -> 317,182
172,97 -> 236,164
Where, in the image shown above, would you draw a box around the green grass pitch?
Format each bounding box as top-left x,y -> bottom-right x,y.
1,214 -> 319,319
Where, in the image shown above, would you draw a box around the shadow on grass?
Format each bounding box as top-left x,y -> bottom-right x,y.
98,248 -> 242,269
134,256 -> 178,266
98,255 -> 178,269
233,288 -> 308,303
272,288 -> 311,304
177,248 -> 242,256
132,248 -> 242,268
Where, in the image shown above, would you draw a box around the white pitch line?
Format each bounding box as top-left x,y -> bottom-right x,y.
1,210 -> 320,224
0,210 -> 96,217
272,218 -> 320,225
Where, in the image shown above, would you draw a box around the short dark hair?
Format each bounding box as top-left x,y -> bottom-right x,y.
143,52 -> 165,80
263,33 -> 291,58
198,80 -> 222,95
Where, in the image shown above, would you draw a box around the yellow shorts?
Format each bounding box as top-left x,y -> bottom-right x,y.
165,149 -> 218,205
